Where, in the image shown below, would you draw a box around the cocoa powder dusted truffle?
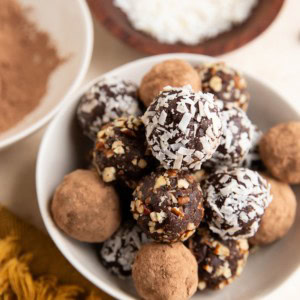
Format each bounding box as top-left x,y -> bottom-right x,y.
204,107 -> 254,169
142,85 -> 223,170
132,242 -> 198,300
131,169 -> 204,243
203,168 -> 272,240
197,62 -> 250,111
51,169 -> 121,243
93,116 -> 157,189
98,221 -> 151,279
259,121 -> 300,184
188,227 -> 249,290
249,174 -> 297,246
139,59 -> 201,107
77,77 -> 142,140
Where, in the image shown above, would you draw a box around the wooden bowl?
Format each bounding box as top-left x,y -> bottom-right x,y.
88,0 -> 284,56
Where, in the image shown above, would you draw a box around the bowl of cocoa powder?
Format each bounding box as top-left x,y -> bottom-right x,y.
0,0 -> 93,149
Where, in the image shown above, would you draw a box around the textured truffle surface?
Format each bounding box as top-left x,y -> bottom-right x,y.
93,116 -> 157,189
51,169 -> 121,242
250,174 -> 297,246
131,169 -> 204,243
132,242 -> 198,300
259,122 -> 300,184
204,107 -> 254,169
77,77 -> 142,140
143,86 -> 223,170
203,168 -> 272,240
188,227 -> 249,290
242,125 -> 265,171
98,221 -> 151,278
139,59 -> 201,107
197,62 -> 249,111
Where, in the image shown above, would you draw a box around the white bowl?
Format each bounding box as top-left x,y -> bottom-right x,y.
0,0 -> 93,149
36,54 -> 300,300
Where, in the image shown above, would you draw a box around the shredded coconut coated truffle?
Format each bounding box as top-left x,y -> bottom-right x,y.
142,86 -> 223,170
203,168 -> 272,240
77,77 -> 142,140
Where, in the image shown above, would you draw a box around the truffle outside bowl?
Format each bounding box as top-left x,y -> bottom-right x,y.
36,53 -> 300,300
0,0 -> 93,150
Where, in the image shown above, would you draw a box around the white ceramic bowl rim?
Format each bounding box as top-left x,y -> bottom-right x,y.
0,0 -> 94,149
36,53 -> 300,300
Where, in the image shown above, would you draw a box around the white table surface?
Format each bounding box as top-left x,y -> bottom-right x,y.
0,0 -> 299,298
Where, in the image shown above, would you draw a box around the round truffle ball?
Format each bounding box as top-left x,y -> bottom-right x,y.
188,227 -> 249,290
131,169 -> 204,243
98,221 -> 151,278
51,169 -> 121,242
259,122 -> 300,184
242,125 -> 265,171
142,86 -> 223,170
204,107 -> 254,169
249,174 -> 297,246
197,62 -> 250,111
202,168 -> 272,240
93,116 -> 157,189
77,77 -> 142,140
139,59 -> 201,107
132,242 -> 198,300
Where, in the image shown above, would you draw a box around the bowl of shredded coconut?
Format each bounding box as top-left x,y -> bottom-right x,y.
88,0 -> 284,55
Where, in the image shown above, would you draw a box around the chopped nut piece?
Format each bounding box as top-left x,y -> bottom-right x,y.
178,179 -> 189,189
198,281 -> 207,290
178,196 -> 190,206
171,207 -> 184,218
203,265 -> 213,273
154,176 -> 167,189
138,159 -> 147,168
214,244 -> 230,257
150,212 -> 158,222
187,223 -> 196,231
131,158 -> 138,165
133,213 -> 139,220
102,167 -> 116,182
209,76 -> 222,92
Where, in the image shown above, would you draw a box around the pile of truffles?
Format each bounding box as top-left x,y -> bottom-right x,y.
51,59 -> 298,300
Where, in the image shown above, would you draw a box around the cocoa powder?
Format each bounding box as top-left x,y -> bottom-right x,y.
0,0 -> 62,133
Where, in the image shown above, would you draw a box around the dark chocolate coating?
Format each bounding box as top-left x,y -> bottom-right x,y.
197,62 -> 250,111
98,221 -> 151,279
77,77 -> 142,140
93,116 -> 157,189
131,169 -> 205,243
188,227 -> 249,290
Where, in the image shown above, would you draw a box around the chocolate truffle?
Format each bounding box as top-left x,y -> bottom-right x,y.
51,169 -> 121,243
188,227 -> 249,290
259,121 -> 300,184
132,242 -> 198,300
249,174 -> 297,246
77,77 -> 142,140
93,116 -> 157,189
139,59 -> 201,107
203,168 -> 272,240
242,125 -> 265,171
142,86 -> 223,170
204,107 -> 254,169
131,169 -> 204,243
98,221 -> 151,278
197,62 -> 250,111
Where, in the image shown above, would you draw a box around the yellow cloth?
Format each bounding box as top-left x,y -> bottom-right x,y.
0,205 -> 113,300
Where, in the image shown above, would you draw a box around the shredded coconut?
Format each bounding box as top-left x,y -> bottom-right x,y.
114,0 -> 258,45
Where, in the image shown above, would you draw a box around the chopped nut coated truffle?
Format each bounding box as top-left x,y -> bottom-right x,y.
132,242 -> 198,300
197,62 -> 250,111
93,116 -> 157,188
139,59 -> 201,107
51,169 -> 121,242
250,174 -> 297,246
143,86 -> 223,170
188,227 -> 249,290
259,121 -> 300,184
132,169 -> 204,243
77,77 -> 142,140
